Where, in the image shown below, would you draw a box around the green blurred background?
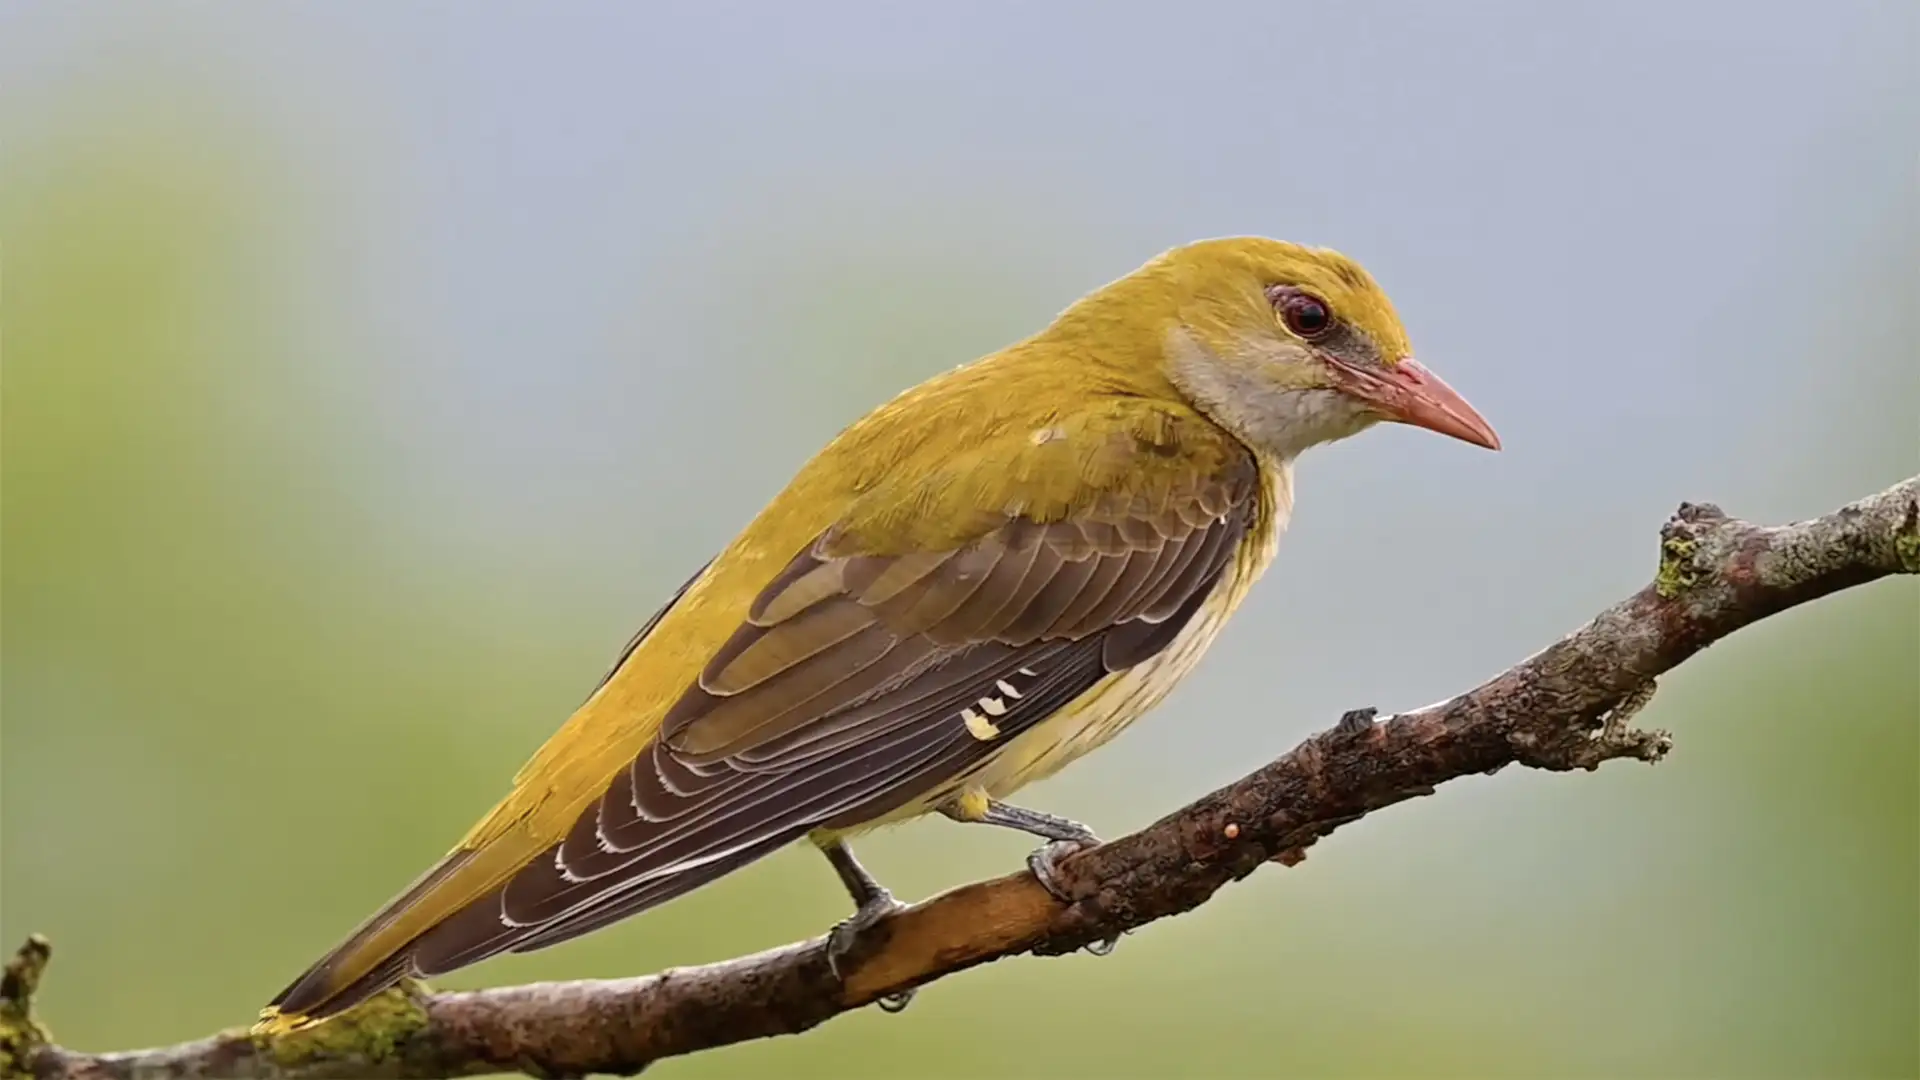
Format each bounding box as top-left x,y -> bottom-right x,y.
3,5 -> 1915,1077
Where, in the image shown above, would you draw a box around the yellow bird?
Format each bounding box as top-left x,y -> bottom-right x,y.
257,236 -> 1499,1033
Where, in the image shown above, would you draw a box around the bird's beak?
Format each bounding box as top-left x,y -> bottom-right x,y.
1330,356 -> 1501,451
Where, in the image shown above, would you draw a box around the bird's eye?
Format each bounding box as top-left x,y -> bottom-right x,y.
1273,289 -> 1333,339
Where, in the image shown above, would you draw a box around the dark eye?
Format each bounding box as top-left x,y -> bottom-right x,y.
1273,289 -> 1333,340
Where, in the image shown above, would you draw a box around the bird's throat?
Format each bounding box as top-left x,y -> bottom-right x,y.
1162,327 -> 1380,462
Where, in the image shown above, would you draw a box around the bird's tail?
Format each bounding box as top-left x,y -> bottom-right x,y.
252,820 -> 792,1034
253,846 -> 491,1035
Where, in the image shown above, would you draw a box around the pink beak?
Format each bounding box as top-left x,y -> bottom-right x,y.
1332,356 -> 1501,451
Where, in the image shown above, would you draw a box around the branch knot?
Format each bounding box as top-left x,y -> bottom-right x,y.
1,936 -> 52,1080
1894,498 -> 1920,573
1657,516 -> 1709,598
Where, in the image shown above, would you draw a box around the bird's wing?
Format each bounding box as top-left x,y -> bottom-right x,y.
262,402 -> 1262,1029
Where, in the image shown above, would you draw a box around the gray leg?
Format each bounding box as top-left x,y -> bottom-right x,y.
947,799 -> 1102,846
819,840 -> 914,1012
939,796 -> 1121,957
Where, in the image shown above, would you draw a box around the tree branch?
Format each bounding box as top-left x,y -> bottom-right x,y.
10,476 -> 1917,1080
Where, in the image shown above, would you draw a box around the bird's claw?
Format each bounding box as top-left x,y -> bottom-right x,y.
1026,838 -> 1122,957
827,889 -> 914,1013
1026,838 -> 1094,901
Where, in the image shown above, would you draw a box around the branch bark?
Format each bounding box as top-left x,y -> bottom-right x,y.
10,475 -> 1917,1080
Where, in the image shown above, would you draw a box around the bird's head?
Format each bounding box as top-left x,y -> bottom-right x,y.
1062,236 -> 1499,461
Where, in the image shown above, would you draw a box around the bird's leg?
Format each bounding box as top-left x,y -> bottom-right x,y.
818,839 -> 914,1012
939,791 -> 1121,957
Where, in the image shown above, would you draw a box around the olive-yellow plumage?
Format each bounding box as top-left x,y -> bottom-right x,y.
257,237 -> 1498,1033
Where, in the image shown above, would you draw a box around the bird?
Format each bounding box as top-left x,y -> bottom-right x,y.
255,236 -> 1499,1034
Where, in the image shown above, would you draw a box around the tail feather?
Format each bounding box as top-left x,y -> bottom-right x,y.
253,849 -> 480,1035
252,821 -> 550,1034
251,830 -> 799,1035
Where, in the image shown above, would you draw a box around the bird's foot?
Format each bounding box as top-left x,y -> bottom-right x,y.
827,889 -> 914,1012
1026,837 -> 1122,957
940,798 -> 1119,957
1026,837 -> 1094,901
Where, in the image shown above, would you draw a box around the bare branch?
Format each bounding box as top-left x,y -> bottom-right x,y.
13,475 -> 1918,1080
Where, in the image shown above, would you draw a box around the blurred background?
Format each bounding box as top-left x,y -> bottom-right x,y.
3,4 -> 1915,1077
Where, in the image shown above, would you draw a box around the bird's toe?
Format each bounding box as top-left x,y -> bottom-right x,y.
1026,839 -> 1122,957
826,890 -> 913,1010
1026,838 -> 1097,903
